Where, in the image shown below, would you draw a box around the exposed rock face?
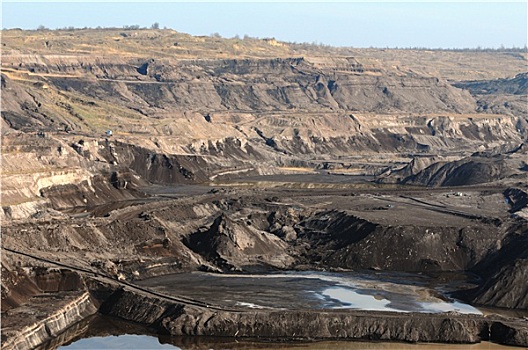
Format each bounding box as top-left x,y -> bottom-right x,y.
98,288 -> 528,346
0,132 -> 153,220
107,142 -> 209,184
0,266 -> 99,350
1,263 -> 41,311
2,51 -> 525,169
1,292 -> 98,350
1,47 -> 526,222
2,57 -> 477,117
163,307 -> 484,343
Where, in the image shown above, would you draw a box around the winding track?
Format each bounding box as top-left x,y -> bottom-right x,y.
1,246 -> 243,312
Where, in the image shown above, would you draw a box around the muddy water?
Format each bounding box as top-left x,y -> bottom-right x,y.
59,334 -> 176,349
60,335 -> 519,350
137,270 -> 481,314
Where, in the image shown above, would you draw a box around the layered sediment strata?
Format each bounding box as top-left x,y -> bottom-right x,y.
1,28 -> 527,349
1,291 -> 98,350
99,287 -> 528,346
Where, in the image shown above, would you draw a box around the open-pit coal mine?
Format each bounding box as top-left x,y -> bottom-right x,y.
1,28 -> 527,349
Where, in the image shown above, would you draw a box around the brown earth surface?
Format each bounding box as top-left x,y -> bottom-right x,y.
1,28 -> 527,349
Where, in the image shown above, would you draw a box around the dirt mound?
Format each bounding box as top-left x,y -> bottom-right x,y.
377,155 -> 442,183
297,210 -> 506,271
400,143 -> 527,187
405,159 -> 510,187
184,213 -> 294,270
504,187 -> 528,218
110,142 -> 209,185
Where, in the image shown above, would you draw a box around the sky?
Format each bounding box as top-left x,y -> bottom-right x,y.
1,1 -> 527,49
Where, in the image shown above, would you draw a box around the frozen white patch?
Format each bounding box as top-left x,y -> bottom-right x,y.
317,287 -> 406,312
236,301 -> 265,309
419,301 -> 482,315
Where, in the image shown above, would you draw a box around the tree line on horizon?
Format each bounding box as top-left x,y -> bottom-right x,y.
10,24 -> 528,53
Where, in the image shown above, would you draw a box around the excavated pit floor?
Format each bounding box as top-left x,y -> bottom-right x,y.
4,176 -> 525,349
137,271 -> 482,314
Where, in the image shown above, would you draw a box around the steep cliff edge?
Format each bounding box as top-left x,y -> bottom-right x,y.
1,265 -> 99,350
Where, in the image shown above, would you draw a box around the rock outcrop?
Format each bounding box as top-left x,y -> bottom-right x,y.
2,292 -> 98,350
1,266 -> 99,350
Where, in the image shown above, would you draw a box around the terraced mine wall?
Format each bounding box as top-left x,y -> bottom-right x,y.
2,30 -> 527,349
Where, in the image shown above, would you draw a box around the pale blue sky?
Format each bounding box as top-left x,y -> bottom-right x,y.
2,1 -> 527,48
